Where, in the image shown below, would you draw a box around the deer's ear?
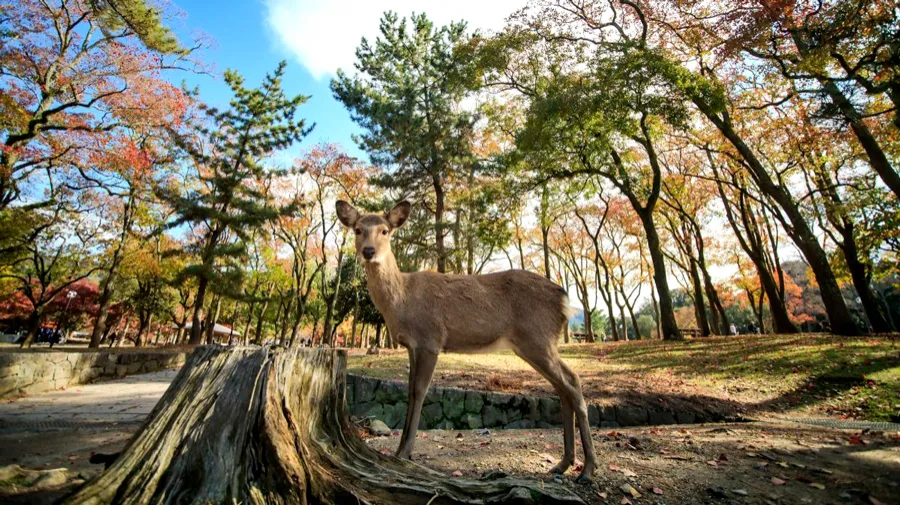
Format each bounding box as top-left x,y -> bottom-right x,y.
385,201 -> 411,229
335,200 -> 359,228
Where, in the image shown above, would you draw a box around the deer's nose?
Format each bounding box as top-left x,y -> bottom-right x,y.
362,247 -> 376,260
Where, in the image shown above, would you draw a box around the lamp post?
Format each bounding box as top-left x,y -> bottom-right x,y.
57,290 -> 78,346
65,290 -> 77,311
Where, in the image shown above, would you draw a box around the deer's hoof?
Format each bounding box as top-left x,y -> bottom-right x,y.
575,472 -> 592,484
548,460 -> 572,475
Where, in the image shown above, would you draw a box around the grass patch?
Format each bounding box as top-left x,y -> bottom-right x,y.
347,334 -> 900,422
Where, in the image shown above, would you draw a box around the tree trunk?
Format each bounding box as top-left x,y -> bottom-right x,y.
843,241 -> 892,332
243,302 -> 255,344
20,311 -> 40,348
583,309 -> 593,342
90,275 -> 116,349
190,277 -> 208,345
650,277 -> 661,339
433,174 -> 447,273
640,213 -> 682,340
205,297 -> 222,345
688,259 -> 711,336
62,346 -> 582,505
700,106 -> 860,335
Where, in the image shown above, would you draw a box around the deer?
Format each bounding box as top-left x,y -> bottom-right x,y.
336,200 -> 598,482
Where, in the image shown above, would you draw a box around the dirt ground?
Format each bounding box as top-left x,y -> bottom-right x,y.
363,421 -> 900,505
2,421 -> 898,505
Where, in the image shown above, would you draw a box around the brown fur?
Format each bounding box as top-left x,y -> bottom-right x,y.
336,200 -> 598,481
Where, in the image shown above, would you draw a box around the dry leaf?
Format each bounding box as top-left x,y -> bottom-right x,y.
619,483 -> 641,498
451,470 -> 463,477
539,453 -> 556,464
770,477 -> 786,485
706,460 -> 718,467
652,487 -> 664,495
809,483 -> 825,490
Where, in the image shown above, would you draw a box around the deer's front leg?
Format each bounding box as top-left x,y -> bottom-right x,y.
396,347 -> 438,459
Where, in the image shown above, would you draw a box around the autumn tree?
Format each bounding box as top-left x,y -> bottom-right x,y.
1,201 -> 103,346
160,62 -> 311,345
577,0 -> 867,335
0,0 -> 194,209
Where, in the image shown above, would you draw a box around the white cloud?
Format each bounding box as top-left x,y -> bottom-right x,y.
264,0 -> 524,80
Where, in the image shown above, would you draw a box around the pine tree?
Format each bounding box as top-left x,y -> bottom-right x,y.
331,12 -> 476,273
161,62 -> 311,345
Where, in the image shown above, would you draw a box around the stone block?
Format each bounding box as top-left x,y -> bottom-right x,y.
382,402 -> 408,429
345,381 -> 355,405
127,362 -> 143,374
115,365 -> 128,378
0,375 -> 18,397
53,361 -> 73,381
354,377 -> 379,404
461,413 -> 483,430
600,421 -> 620,428
675,411 -> 696,424
486,392 -> 515,406
588,404 -> 600,427
441,388 -> 466,421
540,398 -> 562,424
600,405 -> 617,422
436,419 -> 455,430
507,406 -> 523,423
424,386 -> 443,405
482,405 -> 508,427
524,397 -> 542,421
505,419 -> 535,430
649,410 -> 677,425
349,401 -> 383,419
143,360 -> 159,372
616,406 -> 648,426
375,380 -> 407,404
537,421 -> 557,429
420,402 -> 444,429
464,391 -> 485,413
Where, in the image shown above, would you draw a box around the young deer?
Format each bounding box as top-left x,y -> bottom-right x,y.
337,200 -> 598,482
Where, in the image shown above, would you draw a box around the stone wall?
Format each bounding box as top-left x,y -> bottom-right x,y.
346,374 -> 712,431
0,349 -> 189,398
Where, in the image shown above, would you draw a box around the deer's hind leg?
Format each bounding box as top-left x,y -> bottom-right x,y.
514,343 -> 597,482
512,345 -> 577,475
558,358 -> 597,481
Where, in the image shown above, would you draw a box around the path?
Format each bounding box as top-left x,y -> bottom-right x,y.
0,369 -> 178,430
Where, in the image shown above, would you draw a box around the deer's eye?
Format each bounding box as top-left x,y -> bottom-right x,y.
354,228 -> 361,235
381,229 -> 388,236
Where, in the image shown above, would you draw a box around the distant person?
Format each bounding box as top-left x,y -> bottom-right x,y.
108,331 -> 118,348
49,329 -> 61,348
729,323 -> 738,336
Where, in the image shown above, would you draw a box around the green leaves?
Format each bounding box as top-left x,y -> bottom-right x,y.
161,62 -> 310,291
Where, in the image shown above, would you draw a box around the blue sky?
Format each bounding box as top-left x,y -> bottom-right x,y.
168,0 -> 523,165
171,0 -> 367,162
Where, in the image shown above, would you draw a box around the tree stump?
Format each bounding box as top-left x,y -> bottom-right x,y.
62,346 -> 585,505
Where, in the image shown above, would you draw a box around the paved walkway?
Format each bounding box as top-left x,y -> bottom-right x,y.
0,369 -> 177,430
